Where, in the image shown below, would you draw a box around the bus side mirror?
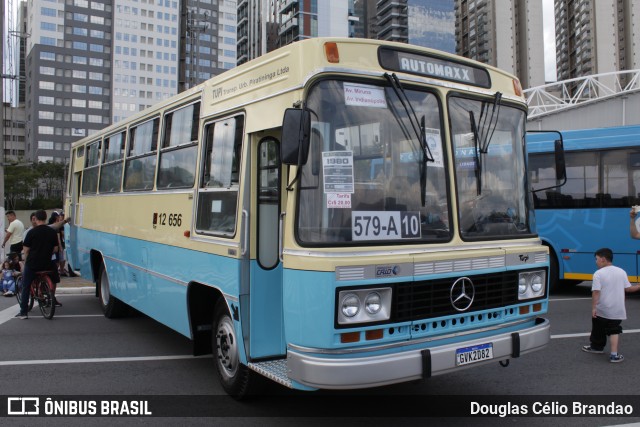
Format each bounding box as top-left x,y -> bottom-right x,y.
281,108 -> 311,166
554,139 -> 566,181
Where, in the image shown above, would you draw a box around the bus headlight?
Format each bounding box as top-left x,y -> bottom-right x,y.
364,292 -> 382,315
337,288 -> 392,325
341,294 -> 360,318
518,270 -> 547,300
531,274 -> 544,293
518,277 -> 527,295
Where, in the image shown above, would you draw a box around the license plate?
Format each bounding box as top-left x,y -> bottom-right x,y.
455,343 -> 493,366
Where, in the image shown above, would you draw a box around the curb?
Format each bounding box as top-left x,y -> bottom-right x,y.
56,286 -> 96,295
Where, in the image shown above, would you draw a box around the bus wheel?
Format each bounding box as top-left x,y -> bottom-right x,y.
98,264 -> 127,318
212,299 -> 259,399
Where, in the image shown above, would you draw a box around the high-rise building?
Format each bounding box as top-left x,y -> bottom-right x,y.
23,0 -> 236,164
555,0 -> 640,85
237,0 -> 278,65
455,0 -> 545,89
376,0 -> 455,53
2,103 -> 26,161
276,0 -> 350,47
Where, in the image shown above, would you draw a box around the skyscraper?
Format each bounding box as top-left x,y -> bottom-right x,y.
237,0 -> 278,65
276,0 -> 350,47
455,0 -> 545,89
555,0 -> 640,85
23,0 -> 236,164
376,0 -> 455,53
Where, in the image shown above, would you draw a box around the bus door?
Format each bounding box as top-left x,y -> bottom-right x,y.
68,149 -> 82,272
246,134 -> 285,358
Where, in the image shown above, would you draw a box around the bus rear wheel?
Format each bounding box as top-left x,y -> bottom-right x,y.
212,299 -> 261,399
98,264 -> 127,318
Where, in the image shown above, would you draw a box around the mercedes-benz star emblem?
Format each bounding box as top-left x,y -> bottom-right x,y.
450,277 -> 475,312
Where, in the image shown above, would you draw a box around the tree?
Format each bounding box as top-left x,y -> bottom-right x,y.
4,164 -> 38,210
36,161 -> 66,200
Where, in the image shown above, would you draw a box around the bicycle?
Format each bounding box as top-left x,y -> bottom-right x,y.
14,271 -> 56,319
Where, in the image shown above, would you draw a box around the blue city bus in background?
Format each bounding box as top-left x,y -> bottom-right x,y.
527,125 -> 640,291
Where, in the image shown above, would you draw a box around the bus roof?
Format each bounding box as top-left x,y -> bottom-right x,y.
72,37 -> 523,149
526,124 -> 640,153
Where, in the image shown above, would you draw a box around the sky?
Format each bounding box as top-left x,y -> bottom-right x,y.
543,0 -> 557,82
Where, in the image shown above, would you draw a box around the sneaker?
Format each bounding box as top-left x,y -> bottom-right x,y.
54,299 -> 62,307
14,313 -> 27,320
4,291 -> 14,297
582,345 -> 604,354
610,354 -> 624,363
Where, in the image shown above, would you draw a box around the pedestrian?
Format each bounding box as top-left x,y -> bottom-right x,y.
55,212 -> 68,276
581,248 -> 640,362
1,260 -> 17,296
629,207 -> 640,239
2,210 -> 25,258
15,210 -> 60,320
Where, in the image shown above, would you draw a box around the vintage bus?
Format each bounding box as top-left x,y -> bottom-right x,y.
528,125 -> 640,291
65,38 -> 552,397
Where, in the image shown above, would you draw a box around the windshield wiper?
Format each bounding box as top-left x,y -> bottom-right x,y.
468,91 -> 503,196
469,111 -> 482,196
384,73 -> 434,206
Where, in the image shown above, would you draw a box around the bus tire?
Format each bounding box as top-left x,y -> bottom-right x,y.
98,264 -> 127,318
212,299 -> 260,399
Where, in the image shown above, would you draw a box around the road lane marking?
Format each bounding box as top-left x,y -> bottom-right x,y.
0,304 -> 20,325
23,314 -> 104,318
0,304 -> 104,325
552,329 -> 640,339
0,355 -> 208,367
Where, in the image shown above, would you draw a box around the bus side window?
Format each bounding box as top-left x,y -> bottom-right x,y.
157,102 -> 200,190
99,131 -> 125,193
81,140 -> 101,195
195,115 -> 245,236
124,117 -> 159,191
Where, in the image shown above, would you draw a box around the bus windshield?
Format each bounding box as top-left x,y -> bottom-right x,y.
297,79 -> 450,245
449,96 -> 530,239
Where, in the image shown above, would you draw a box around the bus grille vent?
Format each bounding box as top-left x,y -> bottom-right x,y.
393,271 -> 519,322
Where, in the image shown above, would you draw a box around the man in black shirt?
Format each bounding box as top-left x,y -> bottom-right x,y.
15,210 -> 59,319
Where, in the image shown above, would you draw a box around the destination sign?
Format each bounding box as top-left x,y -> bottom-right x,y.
378,47 -> 491,88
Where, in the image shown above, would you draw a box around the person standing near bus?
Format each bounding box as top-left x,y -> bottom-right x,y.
2,210 -> 25,257
629,208 -> 640,239
582,248 -> 640,362
15,210 -> 59,320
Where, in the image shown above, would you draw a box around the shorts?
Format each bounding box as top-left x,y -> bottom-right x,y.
9,242 -> 23,260
597,317 -> 623,336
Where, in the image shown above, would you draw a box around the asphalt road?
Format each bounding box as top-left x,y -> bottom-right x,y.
1,281 -> 640,426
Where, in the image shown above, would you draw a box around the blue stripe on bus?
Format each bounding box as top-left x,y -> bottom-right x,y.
73,227 -> 241,338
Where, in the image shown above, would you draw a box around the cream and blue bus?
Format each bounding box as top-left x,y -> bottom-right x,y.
65,38 -> 552,397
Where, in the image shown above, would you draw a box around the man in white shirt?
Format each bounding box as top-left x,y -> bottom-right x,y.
2,211 -> 25,257
582,248 -> 640,362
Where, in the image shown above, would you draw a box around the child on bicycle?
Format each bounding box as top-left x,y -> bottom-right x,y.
2,260 -> 17,297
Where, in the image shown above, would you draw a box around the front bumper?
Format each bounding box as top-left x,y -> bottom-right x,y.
287,317 -> 549,390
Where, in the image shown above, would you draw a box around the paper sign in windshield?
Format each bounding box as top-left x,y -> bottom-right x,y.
425,129 -> 444,168
344,83 -> 387,109
323,151 -> 354,193
327,193 -> 352,209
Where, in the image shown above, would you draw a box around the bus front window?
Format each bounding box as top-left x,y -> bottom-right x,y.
297,79 -> 450,245
449,96 -> 531,239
